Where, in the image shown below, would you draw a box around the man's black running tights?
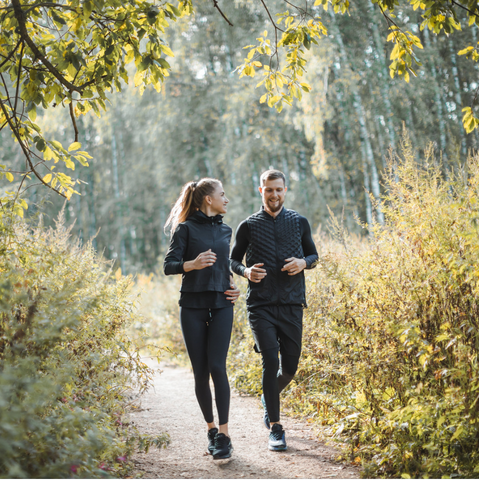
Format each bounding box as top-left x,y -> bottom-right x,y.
262,347 -> 300,423
180,306 -> 234,425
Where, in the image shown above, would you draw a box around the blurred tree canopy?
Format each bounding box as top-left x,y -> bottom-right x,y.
1,0 -> 479,273
2,0 -> 479,209
0,0 -> 192,211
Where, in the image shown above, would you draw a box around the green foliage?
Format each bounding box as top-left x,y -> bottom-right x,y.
234,0 -> 479,131
229,137 -> 479,477
0,212 -> 167,478
2,0 -> 478,276
2,0 -> 479,220
0,0 -> 192,206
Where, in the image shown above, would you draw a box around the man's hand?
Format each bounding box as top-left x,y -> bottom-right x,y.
225,275 -> 240,304
281,258 -> 306,276
244,263 -> 267,283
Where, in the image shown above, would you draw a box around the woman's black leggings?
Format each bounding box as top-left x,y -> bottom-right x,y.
180,306 -> 234,425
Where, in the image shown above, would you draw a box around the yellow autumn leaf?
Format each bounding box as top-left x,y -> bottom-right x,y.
68,142 -> 82,152
160,45 -> 174,57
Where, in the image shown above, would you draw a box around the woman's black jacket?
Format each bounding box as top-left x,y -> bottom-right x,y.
163,210 -> 232,292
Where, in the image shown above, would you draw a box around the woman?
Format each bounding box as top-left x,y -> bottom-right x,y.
163,178 -> 238,460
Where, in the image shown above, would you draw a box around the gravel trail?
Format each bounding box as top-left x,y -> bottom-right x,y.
131,361 -> 361,479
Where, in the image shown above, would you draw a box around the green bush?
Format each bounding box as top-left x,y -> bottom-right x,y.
0,213 -> 167,478
229,138 -> 479,478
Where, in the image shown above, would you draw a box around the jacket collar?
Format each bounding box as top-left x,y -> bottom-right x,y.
259,205 -> 286,220
190,210 -> 224,224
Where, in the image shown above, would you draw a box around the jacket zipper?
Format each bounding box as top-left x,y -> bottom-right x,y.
273,216 -> 280,305
212,218 -> 217,287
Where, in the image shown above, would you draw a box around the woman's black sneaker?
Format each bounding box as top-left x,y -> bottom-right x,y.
207,427 -> 218,455
212,433 -> 233,460
268,423 -> 287,451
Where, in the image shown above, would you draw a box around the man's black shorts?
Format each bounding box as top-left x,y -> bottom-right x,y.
247,305 -> 303,356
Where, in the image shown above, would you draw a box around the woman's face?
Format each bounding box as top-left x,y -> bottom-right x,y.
206,183 -> 229,215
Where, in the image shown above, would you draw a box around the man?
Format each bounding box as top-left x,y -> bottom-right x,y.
230,169 -> 318,451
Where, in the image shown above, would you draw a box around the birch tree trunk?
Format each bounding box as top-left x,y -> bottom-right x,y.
368,2 -> 396,148
448,39 -> 467,158
424,28 -> 448,162
111,132 -> 126,274
330,12 -> 384,224
361,144 -> 373,226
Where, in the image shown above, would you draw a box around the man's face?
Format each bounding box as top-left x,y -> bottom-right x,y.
259,178 -> 287,215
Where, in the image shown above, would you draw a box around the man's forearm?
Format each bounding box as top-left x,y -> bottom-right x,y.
304,254 -> 319,269
230,258 -> 246,277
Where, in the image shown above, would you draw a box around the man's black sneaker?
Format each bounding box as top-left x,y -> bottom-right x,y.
261,394 -> 270,429
207,427 -> 218,455
269,423 -> 287,451
212,433 -> 233,460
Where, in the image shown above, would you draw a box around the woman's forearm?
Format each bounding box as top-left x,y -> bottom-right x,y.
183,260 -> 196,272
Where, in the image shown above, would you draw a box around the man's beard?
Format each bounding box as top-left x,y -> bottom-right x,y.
267,198 -> 284,213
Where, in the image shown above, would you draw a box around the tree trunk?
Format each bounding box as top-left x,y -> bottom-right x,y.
330,12 -> 384,224
424,28 -> 448,162
361,144 -> 373,227
448,39 -> 467,158
368,2 -> 396,148
111,132 -> 126,274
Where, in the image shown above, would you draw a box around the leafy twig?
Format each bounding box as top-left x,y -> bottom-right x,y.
12,0 -> 83,94
0,40 -> 22,70
0,100 -> 66,198
12,43 -> 24,123
260,0 -> 285,33
69,100 -> 79,143
211,0 -> 233,26
450,0 -> 479,19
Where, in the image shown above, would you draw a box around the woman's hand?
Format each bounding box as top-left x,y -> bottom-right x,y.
183,249 -> 217,272
225,275 -> 240,304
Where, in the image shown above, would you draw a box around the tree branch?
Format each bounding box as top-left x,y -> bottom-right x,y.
12,0 -> 83,94
0,100 -> 66,198
0,40 -> 22,70
23,2 -> 78,14
260,0 -> 285,33
12,42 -> 24,122
450,0 -> 479,19
283,0 -> 314,19
211,0 -> 233,26
0,72 -> 15,112
69,100 -> 79,143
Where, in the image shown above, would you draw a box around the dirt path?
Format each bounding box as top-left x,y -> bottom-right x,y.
131,361 -> 361,479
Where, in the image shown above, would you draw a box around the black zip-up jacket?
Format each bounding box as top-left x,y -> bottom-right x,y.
230,207 -> 318,307
163,210 -> 232,293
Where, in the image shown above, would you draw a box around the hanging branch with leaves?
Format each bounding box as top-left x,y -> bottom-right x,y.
0,0 -> 193,217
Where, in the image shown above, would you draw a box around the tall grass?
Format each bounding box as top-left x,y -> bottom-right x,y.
229,139 -> 479,478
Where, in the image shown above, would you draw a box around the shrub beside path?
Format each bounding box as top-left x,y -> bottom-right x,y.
131,361 -> 360,479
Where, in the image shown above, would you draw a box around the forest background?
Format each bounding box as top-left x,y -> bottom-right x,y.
2,0 -> 478,273
2,0 -> 479,478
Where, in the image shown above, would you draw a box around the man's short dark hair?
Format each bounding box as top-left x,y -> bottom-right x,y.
260,169 -> 286,186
